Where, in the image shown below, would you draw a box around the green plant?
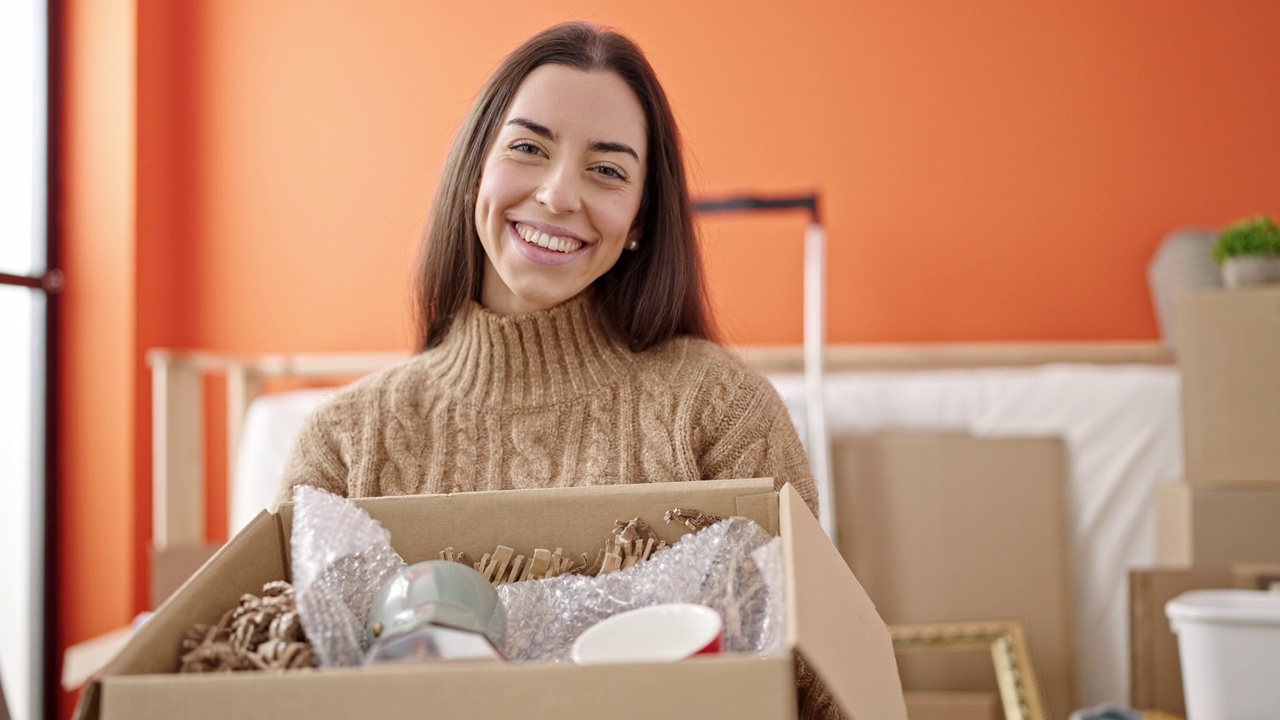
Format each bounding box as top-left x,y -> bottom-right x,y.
1214,214 -> 1280,263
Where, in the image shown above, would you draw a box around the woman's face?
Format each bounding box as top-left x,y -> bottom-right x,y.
474,64 -> 648,315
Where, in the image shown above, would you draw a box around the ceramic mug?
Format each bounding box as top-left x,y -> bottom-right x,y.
571,603 -> 723,664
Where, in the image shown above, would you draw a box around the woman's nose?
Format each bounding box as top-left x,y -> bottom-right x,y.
535,164 -> 582,214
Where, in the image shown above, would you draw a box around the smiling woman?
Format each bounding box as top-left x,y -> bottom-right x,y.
280,21 -> 840,720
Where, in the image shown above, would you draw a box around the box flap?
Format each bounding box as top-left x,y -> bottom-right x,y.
279,477 -> 777,567
150,542 -> 221,608
782,483 -> 907,720
75,510 -> 290,720
735,491 -> 780,535
62,625 -> 133,691
107,510 -> 287,675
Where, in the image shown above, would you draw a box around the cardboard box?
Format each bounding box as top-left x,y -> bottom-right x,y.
1231,563 -> 1280,591
903,691 -> 1000,720
150,542 -> 220,608
1156,481 -> 1280,566
1129,567 -> 1233,717
62,625 -> 137,692
832,433 -> 1075,720
1177,287 -> 1280,484
76,479 -> 907,720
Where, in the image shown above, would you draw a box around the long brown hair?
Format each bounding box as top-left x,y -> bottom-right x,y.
414,21 -> 715,352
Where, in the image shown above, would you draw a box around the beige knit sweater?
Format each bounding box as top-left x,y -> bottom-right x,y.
280,293 -> 841,720
281,294 -> 818,510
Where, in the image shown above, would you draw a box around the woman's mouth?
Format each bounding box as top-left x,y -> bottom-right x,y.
513,222 -> 584,254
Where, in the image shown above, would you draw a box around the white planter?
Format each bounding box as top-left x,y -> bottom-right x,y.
1166,590 -> 1280,720
1221,255 -> 1280,288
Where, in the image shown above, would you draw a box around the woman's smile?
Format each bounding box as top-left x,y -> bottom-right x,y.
512,221 -> 586,256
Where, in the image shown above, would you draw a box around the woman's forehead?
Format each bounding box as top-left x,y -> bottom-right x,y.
503,65 -> 647,157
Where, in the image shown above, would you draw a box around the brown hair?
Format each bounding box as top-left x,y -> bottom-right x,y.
413,21 -> 715,352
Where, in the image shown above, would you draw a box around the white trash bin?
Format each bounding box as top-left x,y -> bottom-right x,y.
1165,589 -> 1280,720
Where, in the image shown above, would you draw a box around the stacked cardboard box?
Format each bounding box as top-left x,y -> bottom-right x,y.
1163,286 -> 1280,565
1133,286 -> 1280,715
1177,287 -> 1280,486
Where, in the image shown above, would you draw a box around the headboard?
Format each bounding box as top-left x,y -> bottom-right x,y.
146,341 -> 1172,550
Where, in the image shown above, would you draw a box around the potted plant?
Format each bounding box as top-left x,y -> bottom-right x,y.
1214,214 -> 1280,288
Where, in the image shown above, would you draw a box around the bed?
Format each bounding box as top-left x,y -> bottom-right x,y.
148,341 -> 1180,712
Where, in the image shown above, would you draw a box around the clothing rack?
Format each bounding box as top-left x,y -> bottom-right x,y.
694,193 -> 834,540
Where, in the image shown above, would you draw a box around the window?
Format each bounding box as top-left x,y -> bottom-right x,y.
0,1 -> 51,718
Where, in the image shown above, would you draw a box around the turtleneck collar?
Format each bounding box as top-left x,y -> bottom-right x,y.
417,293 -> 634,407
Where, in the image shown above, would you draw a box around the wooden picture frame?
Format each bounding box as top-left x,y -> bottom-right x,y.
890,620 -> 1049,720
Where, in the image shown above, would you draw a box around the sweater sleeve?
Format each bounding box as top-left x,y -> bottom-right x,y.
697,360 -> 821,518
693,351 -> 842,720
278,399 -> 353,504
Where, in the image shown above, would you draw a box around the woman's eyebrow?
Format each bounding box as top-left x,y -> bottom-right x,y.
590,140 -> 639,162
507,117 -> 556,140
506,117 -> 639,162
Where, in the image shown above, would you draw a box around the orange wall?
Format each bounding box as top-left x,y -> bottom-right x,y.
177,0 -> 1280,350
57,2 -> 136,719
58,0 -> 1280,715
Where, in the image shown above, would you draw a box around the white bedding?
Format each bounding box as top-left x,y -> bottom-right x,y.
231,363 -> 1182,709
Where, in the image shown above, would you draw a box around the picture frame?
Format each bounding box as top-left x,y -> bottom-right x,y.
890,620 -> 1049,720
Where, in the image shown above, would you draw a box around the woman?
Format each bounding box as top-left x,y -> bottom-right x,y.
283,21 -> 817,515
282,21 -> 838,719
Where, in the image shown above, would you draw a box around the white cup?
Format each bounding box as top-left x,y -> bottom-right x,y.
571,603 -> 724,664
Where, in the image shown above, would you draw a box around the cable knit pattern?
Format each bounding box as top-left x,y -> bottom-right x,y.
281,294 -> 818,510
280,293 -> 840,719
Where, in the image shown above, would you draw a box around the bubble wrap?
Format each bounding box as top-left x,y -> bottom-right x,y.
497,516 -> 786,662
751,536 -> 787,654
291,486 -> 407,667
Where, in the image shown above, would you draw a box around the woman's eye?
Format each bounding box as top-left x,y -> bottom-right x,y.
510,141 -> 543,156
592,165 -> 629,182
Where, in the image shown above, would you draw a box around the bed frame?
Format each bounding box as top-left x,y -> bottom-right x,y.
147,340 -> 1176,717
146,341 -> 1173,550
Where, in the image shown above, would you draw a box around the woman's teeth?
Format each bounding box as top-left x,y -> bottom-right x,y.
516,223 -> 583,253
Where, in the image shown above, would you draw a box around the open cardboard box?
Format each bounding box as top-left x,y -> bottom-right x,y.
75,478 -> 906,720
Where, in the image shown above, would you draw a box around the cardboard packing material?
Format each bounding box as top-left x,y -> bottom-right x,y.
1128,567 -> 1233,717
1155,481 -> 1280,566
902,690 -> 999,720
1176,286 -> 1280,485
75,478 -> 907,720
832,432 -> 1075,720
